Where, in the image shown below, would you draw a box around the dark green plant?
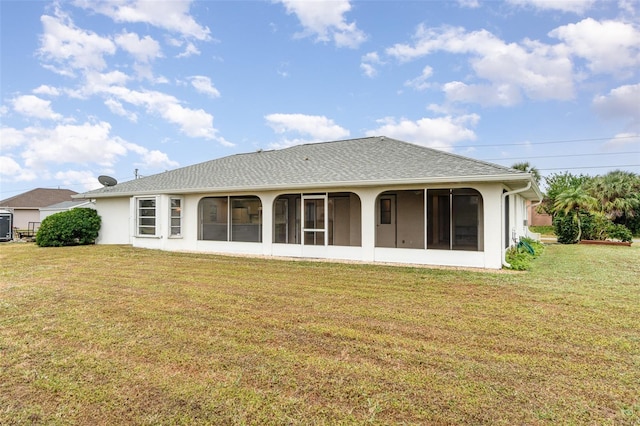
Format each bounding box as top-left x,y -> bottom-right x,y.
607,223 -> 633,242
36,208 -> 101,247
505,237 -> 545,270
581,213 -> 611,241
553,212 -> 579,244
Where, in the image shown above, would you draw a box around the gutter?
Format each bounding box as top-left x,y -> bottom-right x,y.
501,181 -> 532,269
74,173 -> 536,200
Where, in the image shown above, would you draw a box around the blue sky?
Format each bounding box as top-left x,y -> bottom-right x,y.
1,0 -> 639,197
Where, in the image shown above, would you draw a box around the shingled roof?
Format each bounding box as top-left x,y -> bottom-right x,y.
77,137 -> 541,199
0,188 -> 78,209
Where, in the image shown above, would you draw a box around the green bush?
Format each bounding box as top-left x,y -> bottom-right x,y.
554,211 -> 634,243
505,237 -> 545,271
607,223 -> 633,242
581,213 -> 610,241
553,213 -> 579,244
36,208 -> 101,247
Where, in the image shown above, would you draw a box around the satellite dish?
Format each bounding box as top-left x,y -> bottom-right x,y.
98,175 -> 118,187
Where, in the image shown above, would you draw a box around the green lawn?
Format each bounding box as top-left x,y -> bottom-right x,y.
1,243 -> 638,425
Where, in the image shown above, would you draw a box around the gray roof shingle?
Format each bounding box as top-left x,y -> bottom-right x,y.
78,137 -> 538,198
1,188 -> 78,208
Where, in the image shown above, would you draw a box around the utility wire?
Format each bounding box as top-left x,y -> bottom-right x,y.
481,151 -> 640,161
457,134 -> 639,148
538,164 -> 640,171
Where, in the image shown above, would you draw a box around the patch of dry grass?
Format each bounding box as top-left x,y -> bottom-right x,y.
1,243 -> 638,424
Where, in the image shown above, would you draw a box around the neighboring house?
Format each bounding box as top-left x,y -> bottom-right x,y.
75,137 -> 542,269
527,201 -> 552,226
40,200 -> 96,222
0,188 -> 78,230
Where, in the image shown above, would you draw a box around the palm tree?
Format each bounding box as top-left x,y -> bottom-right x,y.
586,170 -> 640,221
554,187 -> 598,242
511,161 -> 541,186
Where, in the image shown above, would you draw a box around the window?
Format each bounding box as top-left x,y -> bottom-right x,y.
427,188 -> 483,251
199,196 -> 262,242
380,198 -> 392,225
137,197 -> 157,236
170,198 -> 182,237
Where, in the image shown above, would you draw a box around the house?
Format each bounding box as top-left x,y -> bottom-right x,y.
75,137 -> 542,269
39,200 -> 96,222
527,201 -> 552,226
0,188 -> 78,232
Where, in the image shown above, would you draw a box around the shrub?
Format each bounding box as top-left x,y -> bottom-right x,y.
554,211 -> 634,243
581,213 -> 611,241
553,213 -> 579,244
607,223 -> 633,242
505,237 -> 545,271
36,208 -> 101,247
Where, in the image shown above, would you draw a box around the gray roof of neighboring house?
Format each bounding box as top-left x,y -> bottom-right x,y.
77,136 -> 541,199
0,188 -> 78,209
40,200 -> 93,211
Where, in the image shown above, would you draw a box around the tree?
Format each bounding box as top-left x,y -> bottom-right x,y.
511,161 -> 541,186
553,187 -> 598,242
541,171 -> 591,216
585,170 -> 640,224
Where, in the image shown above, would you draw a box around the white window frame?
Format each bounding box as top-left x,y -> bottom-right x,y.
302,194 -> 328,246
169,197 -> 183,238
136,196 -> 159,237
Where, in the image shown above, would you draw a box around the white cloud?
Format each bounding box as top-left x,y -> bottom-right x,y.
265,113 -> 350,147
507,0 -> 596,14
360,52 -> 383,78
32,85 -> 60,96
550,18 -> 640,75
104,98 -> 138,122
386,25 -> 575,105
457,0 -> 480,8
0,127 -> 26,149
78,73 -> 227,143
365,114 -> 479,151
20,121 -> 130,168
604,132 -> 640,149
12,95 -> 63,121
54,170 -> 103,191
176,42 -> 200,58
4,121 -> 178,179
38,12 -> 116,74
189,76 -> 221,98
443,81 -> 522,106
73,0 -> 211,41
277,0 -> 367,48
405,66 -> 433,91
114,31 -> 162,63
0,156 -> 38,181
136,149 -> 180,170
593,83 -> 640,131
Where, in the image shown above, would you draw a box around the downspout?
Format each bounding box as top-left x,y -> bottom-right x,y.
526,198 -> 544,240
501,181 -> 532,268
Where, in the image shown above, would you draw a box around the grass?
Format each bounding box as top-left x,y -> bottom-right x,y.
529,225 -> 555,238
1,243 -> 639,425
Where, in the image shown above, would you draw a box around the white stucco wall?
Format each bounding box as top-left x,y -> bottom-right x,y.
94,181 -> 533,269
94,197 -> 131,244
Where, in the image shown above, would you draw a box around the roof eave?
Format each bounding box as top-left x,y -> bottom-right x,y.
76,173 -> 542,201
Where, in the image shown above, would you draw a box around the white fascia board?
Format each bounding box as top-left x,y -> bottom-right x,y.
77,173 -> 542,200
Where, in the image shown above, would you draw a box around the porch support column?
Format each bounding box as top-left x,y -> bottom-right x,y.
358,188 -> 378,262
260,192 -> 276,256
